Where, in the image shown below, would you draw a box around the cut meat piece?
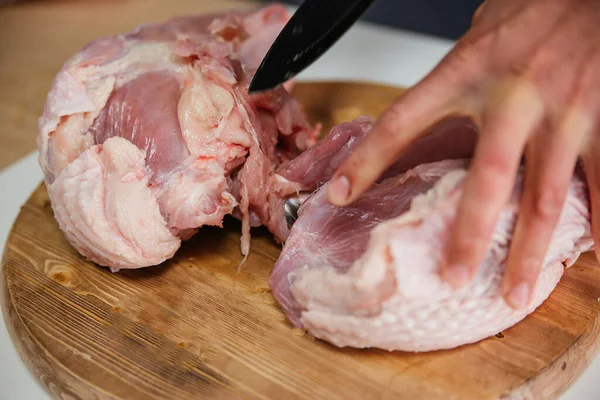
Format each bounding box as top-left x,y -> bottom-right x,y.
277,116 -> 478,193
37,4 -> 319,270
270,124 -> 593,352
277,116 -> 374,189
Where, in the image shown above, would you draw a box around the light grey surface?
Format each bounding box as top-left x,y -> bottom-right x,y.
0,152 -> 49,400
0,13 -> 598,400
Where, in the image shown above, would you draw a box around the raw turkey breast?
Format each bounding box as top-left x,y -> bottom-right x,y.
37,5 -> 319,270
270,119 -> 594,352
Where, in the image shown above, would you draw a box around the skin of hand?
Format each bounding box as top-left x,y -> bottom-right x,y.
327,0 -> 600,309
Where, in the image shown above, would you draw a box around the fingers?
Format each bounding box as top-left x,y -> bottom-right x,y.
587,168 -> 600,265
583,142 -> 600,264
580,58 -> 600,265
328,60 -> 475,206
502,42 -> 599,308
442,78 -> 544,288
501,110 -> 590,309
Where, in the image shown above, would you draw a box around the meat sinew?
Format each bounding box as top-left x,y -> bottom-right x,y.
270,119 -> 594,352
38,5 -> 319,270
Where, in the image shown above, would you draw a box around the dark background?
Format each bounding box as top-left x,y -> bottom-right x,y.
280,0 -> 484,40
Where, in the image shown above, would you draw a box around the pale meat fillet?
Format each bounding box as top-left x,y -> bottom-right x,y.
270,122 -> 594,352
37,4 -> 318,269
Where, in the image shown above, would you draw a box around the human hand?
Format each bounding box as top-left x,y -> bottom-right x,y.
327,0 -> 600,309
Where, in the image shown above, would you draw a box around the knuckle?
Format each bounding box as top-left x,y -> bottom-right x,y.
446,43 -> 476,74
379,109 -> 404,139
375,107 -> 415,151
478,150 -> 514,179
379,104 -> 410,140
527,48 -> 552,72
529,186 -> 565,222
450,33 -> 491,70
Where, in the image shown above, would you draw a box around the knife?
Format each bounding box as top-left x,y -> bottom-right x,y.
248,0 -> 378,93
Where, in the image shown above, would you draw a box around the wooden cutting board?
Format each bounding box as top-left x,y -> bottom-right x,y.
2,82 -> 600,400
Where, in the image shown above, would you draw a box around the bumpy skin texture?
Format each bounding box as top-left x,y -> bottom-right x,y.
270,121 -> 594,352
49,137 -> 182,269
37,5 -> 318,270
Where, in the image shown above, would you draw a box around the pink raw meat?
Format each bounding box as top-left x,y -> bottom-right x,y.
37,4 -> 319,270
270,119 -> 594,352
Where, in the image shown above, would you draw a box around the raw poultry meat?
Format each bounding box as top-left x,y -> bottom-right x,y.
37,4 -> 595,353
270,118 -> 594,352
37,4 -> 319,270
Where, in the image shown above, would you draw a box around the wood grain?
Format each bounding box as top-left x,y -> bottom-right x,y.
2,81 -> 600,400
0,0 -> 261,171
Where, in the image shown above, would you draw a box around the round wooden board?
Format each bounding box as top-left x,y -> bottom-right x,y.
3,81 -> 600,400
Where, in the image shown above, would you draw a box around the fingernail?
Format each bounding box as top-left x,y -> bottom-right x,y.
329,175 -> 350,204
506,282 -> 530,309
444,265 -> 471,288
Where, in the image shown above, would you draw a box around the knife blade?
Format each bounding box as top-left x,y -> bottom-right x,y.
248,0 -> 377,93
